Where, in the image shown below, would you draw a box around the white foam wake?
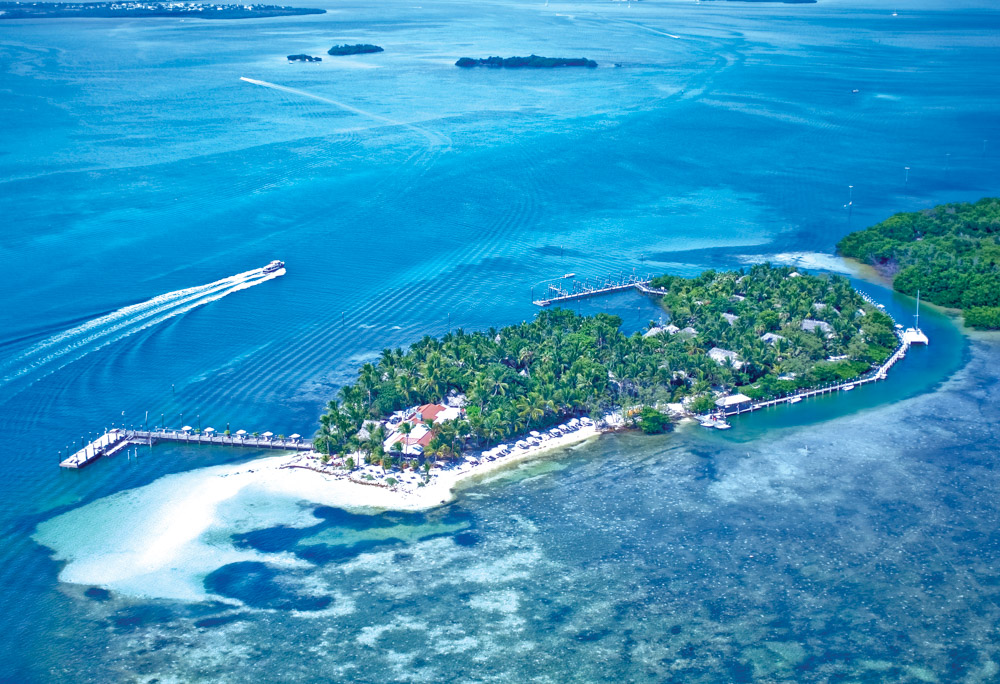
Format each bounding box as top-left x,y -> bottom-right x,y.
240,77 -> 451,149
0,267 -> 284,391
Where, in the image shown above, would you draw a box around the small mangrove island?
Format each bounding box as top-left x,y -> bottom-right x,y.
456,55 -> 598,69
838,197 -> 1000,329
313,265 -> 895,473
287,54 -> 322,62
327,44 -> 384,56
0,1 -> 324,19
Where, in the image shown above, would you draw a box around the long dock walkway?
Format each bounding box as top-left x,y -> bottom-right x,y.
717,289 -> 916,417
721,337 -> 908,417
534,273 -> 658,307
60,428 -> 311,469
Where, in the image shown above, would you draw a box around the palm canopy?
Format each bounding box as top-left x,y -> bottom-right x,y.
315,264 -> 895,457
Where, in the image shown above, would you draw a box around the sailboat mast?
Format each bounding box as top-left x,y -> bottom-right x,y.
915,289 -> 920,330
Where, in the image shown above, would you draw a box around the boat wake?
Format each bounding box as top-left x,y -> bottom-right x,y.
0,267 -> 284,395
239,77 -> 451,150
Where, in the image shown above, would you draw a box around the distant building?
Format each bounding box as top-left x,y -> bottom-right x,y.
707,347 -> 743,369
721,312 -> 740,326
801,318 -> 833,334
760,332 -> 785,345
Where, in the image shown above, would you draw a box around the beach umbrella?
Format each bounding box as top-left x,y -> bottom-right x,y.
289,433 -> 301,440
236,429 -> 247,436
204,427 -> 216,433
262,431 -> 274,438
181,426 -> 192,431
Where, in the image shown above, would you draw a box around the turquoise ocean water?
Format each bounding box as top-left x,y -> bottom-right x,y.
2,0 -> 999,679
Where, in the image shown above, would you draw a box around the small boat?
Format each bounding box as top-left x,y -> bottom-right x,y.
700,420 -> 716,428
714,421 -> 731,430
788,397 -> 802,404
852,89 -> 860,94
902,290 -> 930,345
263,259 -> 285,274
842,384 -> 855,391
563,273 -> 576,279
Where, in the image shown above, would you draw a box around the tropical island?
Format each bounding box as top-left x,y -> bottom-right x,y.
0,1 -> 324,19
303,265 -> 895,495
287,54 -> 322,62
456,55 -> 598,69
327,44 -> 383,56
838,197 -> 1000,329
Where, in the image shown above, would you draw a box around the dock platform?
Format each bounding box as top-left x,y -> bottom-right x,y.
60,428 -> 311,469
534,273 -> 661,307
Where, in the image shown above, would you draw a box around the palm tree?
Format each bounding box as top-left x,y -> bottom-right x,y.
398,421 -> 413,452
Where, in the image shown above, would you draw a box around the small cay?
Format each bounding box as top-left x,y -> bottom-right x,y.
456,55 -> 597,68
327,43 -> 384,56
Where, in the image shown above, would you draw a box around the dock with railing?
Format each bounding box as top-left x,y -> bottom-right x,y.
715,290 -> 916,417
533,273 -> 659,307
59,427 -> 311,469
720,337 -> 908,416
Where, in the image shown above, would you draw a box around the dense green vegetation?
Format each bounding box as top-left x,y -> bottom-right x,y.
315,265 -> 894,463
837,198 -> 1000,329
328,44 -> 383,56
637,407 -> 673,434
455,55 -> 597,68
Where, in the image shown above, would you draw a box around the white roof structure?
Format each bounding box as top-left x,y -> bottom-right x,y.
760,332 -> 785,344
801,319 -> 833,333
716,393 -> 752,407
721,313 -> 740,325
435,406 -> 461,423
707,347 -> 743,369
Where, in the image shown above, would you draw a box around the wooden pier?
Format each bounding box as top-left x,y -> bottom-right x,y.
716,291 -> 914,418
720,337 -> 908,417
59,428 -> 311,469
534,273 -> 658,307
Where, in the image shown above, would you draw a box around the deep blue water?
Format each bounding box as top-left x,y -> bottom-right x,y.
1,0 -> 999,680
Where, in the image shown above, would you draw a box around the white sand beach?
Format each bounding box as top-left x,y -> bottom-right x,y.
32,421 -> 614,600
277,420 -> 609,511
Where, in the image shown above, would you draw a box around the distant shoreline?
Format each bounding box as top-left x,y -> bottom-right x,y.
0,1 -> 324,20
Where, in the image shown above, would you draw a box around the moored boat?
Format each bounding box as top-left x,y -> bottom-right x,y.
263,259 -> 285,274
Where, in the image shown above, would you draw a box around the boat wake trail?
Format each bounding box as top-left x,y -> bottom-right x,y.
0,267 -> 284,396
239,77 -> 451,149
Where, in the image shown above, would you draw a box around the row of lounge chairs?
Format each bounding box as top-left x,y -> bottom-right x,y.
473,417 -> 595,463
